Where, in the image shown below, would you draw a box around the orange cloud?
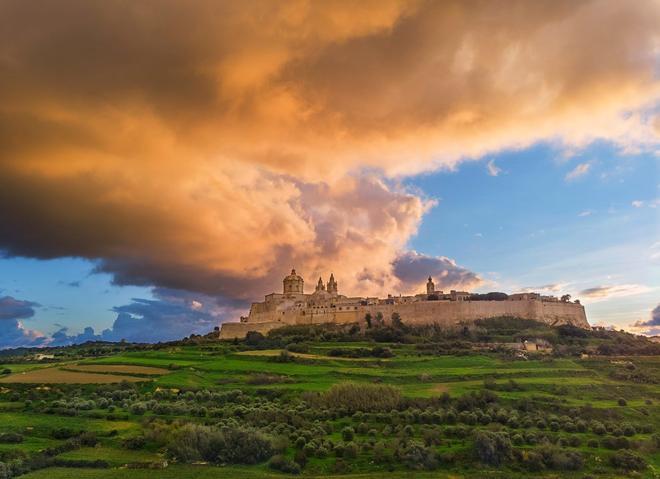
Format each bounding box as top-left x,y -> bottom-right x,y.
0,0 -> 658,303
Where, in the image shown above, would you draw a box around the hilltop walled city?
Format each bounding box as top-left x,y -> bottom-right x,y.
219,270 -> 589,339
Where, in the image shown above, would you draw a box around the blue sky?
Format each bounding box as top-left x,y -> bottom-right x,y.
407,141 -> 659,328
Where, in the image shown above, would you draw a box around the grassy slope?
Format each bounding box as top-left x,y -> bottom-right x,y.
2,344 -> 659,478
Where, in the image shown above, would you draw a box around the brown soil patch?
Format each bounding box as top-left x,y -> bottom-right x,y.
68,364 -> 169,375
0,368 -> 148,384
433,383 -> 449,394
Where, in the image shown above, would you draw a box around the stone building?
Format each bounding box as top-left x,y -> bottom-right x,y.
220,270 -> 590,339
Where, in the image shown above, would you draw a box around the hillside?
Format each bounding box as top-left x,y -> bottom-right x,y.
0,319 -> 657,478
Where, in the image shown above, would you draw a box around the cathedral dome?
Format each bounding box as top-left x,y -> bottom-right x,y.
283,269 -> 304,294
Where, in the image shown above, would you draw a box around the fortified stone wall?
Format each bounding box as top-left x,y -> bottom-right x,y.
219,299 -> 588,339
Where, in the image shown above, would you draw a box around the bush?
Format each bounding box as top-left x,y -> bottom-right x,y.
343,442 -> 358,459
341,427 -> 355,442
474,431 -> 512,466
617,398 -> 627,407
318,383 -> 401,413
0,433 -> 23,444
122,436 -> 146,450
538,445 -> 583,471
168,424 -> 273,465
293,450 -> 307,467
399,441 -> 438,470
610,450 -> 647,471
268,454 -> 301,474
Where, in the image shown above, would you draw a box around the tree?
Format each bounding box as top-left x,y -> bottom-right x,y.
561,294 -> 571,302
474,431 -> 512,466
375,312 -> 384,326
364,313 -> 372,329
391,312 -> 403,329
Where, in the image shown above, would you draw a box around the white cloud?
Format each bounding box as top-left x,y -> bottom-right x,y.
578,284 -> 652,302
578,210 -> 592,217
565,162 -> 591,181
486,159 -> 501,177
632,200 -> 644,208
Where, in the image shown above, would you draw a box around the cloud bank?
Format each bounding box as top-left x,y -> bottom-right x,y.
0,0 -> 658,335
0,296 -> 46,348
578,284 -> 651,301
632,304 -> 660,336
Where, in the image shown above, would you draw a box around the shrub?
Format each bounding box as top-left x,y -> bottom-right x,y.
399,441 -> 438,470
610,450 -> 647,471
268,454 -> 301,474
343,442 -> 358,459
341,427 -> 354,442
319,383 -> 401,413
332,458 -> 348,473
168,424 -> 273,465
0,433 -> 23,444
520,450 -> 544,472
122,436 -> 146,450
538,446 -> 583,471
474,431 -> 512,466
51,428 -> 78,440
293,450 -> 307,467
617,398 -> 627,407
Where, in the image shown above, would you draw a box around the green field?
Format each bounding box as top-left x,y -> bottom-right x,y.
0,331 -> 658,478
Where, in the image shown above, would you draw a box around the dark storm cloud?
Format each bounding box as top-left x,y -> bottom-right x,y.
0,0 -> 657,308
392,251 -> 481,291
0,296 -> 46,349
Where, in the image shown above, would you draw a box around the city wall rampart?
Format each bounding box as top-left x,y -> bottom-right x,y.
219,299 -> 588,339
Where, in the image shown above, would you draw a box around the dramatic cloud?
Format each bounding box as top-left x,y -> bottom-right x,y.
565,162 -> 591,181
0,296 -> 46,349
631,304 -> 660,336
578,284 -> 651,301
392,251 -> 481,293
0,296 -> 39,320
50,288 -> 237,346
0,0 -> 658,314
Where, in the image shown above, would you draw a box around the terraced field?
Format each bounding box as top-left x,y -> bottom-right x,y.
0,342 -> 658,478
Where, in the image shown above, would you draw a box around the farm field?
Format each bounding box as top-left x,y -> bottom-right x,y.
0,367 -> 149,384
0,327 -> 659,478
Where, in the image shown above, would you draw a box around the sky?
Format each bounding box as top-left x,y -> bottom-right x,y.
0,0 -> 658,348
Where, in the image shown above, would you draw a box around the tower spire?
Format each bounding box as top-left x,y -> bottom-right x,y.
327,273 -> 338,294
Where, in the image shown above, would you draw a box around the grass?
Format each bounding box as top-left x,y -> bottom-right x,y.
2,342 -> 659,479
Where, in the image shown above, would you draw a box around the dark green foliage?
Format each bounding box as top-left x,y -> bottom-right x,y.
268,454 -> 301,474
610,450 -> 647,471
317,383 -> 401,413
0,433 -> 23,444
121,436 -> 146,450
474,431 -> 512,466
398,441 -> 438,470
168,424 -> 273,465
341,427 -> 354,441
469,292 -> 508,301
